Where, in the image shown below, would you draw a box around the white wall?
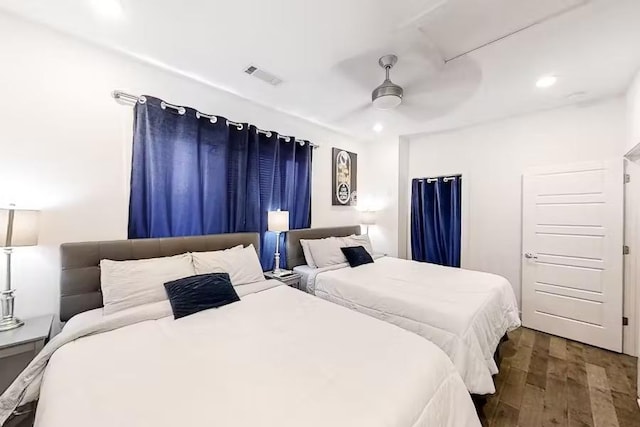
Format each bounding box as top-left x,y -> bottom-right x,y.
0,12 -> 382,322
357,137 -> 400,257
405,97 -> 628,306
397,137 -> 410,259
627,70 -> 640,153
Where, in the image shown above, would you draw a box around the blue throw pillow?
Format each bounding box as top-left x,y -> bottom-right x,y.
164,273 -> 240,319
340,246 -> 374,268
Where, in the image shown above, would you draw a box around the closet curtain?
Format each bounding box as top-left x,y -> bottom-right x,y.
410,176 -> 462,267
128,96 -> 312,270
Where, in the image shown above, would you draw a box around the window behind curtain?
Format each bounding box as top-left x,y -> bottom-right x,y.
410,176 -> 462,267
128,95 -> 312,270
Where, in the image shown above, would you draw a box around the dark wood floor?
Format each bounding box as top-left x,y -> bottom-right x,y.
482,328 -> 640,427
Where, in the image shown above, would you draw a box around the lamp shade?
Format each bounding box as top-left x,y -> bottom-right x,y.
360,210 -> 376,226
268,210 -> 289,232
0,208 -> 40,247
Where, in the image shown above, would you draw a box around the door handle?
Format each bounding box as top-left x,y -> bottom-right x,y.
524,253 -> 538,260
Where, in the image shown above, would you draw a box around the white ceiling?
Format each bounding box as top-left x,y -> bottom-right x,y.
2,0 -> 640,139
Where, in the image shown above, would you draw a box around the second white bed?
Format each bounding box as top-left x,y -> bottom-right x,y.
295,257 -> 521,395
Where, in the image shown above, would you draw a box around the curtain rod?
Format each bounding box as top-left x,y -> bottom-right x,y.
112,90 -> 318,148
417,174 -> 460,183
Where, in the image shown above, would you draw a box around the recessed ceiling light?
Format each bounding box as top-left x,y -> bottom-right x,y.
90,0 -> 124,19
536,75 -> 557,89
373,123 -> 383,133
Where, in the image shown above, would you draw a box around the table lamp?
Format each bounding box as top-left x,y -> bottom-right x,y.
0,207 -> 40,331
268,210 -> 289,276
360,210 -> 376,234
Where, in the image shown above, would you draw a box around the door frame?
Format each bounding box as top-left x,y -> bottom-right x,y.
624,159 -> 640,356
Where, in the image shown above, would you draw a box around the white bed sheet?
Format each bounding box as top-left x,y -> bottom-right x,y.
294,254 -> 385,294
3,280 -> 480,427
302,257 -> 521,395
294,264 -> 331,293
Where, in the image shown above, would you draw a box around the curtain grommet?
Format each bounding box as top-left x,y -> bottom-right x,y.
226,120 -> 243,130
196,111 -> 218,123
161,101 -> 186,115
138,96 -> 147,104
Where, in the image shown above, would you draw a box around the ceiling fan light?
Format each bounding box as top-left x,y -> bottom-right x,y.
372,94 -> 402,110
372,82 -> 403,110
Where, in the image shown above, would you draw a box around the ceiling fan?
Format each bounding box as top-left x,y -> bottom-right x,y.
371,54 -> 404,110
334,46 -> 481,126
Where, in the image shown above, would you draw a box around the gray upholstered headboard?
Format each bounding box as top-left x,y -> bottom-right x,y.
286,226 -> 361,269
59,233 -> 260,322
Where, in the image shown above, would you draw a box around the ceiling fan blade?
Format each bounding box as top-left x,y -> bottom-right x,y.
403,55 -> 480,95
397,55 -> 482,121
395,100 -> 437,121
333,102 -> 373,123
332,27 -> 444,93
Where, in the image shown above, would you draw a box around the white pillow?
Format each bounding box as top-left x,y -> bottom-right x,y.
300,239 -> 317,268
192,244 -> 264,286
307,237 -> 347,268
100,253 -> 196,315
341,234 -> 374,255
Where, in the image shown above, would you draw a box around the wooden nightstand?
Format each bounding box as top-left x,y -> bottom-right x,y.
0,314 -> 53,395
264,271 -> 301,289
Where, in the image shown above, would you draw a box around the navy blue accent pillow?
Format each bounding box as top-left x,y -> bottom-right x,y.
164,273 -> 240,319
340,246 -> 374,268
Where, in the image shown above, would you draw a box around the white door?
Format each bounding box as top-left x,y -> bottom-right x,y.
522,160 -> 624,352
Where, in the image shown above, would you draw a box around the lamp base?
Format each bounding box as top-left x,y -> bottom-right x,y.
0,317 -> 24,332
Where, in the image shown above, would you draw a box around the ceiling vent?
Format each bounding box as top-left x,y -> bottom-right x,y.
244,65 -> 283,86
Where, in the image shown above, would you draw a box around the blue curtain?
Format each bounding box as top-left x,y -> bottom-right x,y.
411,176 -> 461,267
128,96 -> 312,270
257,132 -> 312,270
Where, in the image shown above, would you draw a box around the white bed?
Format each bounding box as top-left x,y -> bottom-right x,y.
1,281 -> 480,427
294,256 -> 521,395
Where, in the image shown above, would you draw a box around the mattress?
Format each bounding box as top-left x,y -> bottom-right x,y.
2,280 -> 480,427
302,257 -> 521,395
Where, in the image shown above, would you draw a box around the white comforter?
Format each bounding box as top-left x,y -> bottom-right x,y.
301,257 -> 521,395
1,281 -> 480,427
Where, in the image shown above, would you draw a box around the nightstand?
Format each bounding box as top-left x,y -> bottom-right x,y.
264,271 -> 301,289
0,314 -> 53,395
